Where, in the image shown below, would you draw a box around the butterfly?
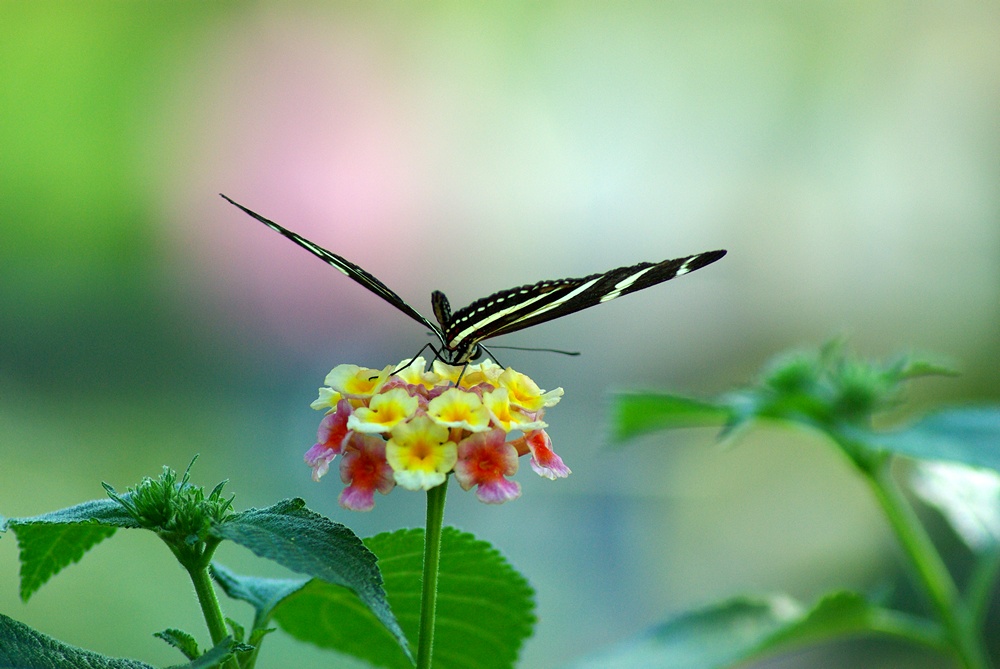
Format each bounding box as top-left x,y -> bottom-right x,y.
221,194 -> 726,365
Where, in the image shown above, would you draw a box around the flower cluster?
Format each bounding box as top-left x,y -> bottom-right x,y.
304,357 -> 569,511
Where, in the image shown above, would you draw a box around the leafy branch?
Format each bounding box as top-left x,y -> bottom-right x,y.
593,341 -> 1000,669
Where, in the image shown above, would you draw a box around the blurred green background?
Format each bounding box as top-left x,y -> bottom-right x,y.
2,2 -> 998,668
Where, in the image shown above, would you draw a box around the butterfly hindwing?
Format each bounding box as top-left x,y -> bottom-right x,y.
221,195 -> 442,337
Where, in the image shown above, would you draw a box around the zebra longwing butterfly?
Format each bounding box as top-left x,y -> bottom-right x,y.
221,194 -> 726,364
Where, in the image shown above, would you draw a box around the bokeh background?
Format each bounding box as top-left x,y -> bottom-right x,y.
2,3 -> 999,668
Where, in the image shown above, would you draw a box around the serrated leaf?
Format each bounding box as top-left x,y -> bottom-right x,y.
164,637 -> 235,669
224,617 -> 245,644
9,499 -> 140,528
210,499 -> 408,656
867,407 -> 1000,473
7,498 -> 138,600
563,592 -> 944,669
155,628 -> 201,660
0,611 -> 155,668
272,526 -> 535,669
610,393 -> 729,442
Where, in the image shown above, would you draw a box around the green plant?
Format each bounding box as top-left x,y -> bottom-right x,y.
582,341 -> 1000,669
3,342 -> 997,668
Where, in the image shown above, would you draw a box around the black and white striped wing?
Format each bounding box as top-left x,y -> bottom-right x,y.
220,194 -> 443,337
441,250 -> 726,353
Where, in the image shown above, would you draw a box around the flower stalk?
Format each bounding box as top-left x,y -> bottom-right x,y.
869,461 -> 991,669
417,480 -> 449,669
187,558 -> 228,640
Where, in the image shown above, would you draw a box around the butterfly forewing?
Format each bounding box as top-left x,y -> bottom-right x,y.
220,194 -> 443,338
441,250 -> 726,351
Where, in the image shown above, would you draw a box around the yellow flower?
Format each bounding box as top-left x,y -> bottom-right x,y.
431,360 -> 463,385
498,368 -> 563,411
392,357 -> 443,389
348,388 -> 419,434
324,364 -> 392,399
426,388 -> 492,432
309,387 -> 343,412
431,359 -> 504,388
386,416 -> 457,490
483,388 -> 548,433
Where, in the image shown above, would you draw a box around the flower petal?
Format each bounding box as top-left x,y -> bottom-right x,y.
324,364 -> 392,399
427,388 -> 492,432
483,388 -> 548,433
392,357 -> 443,389
310,387 -> 343,412
498,368 -> 561,411
454,428 -> 521,504
386,416 -> 457,491
524,429 -> 571,479
349,387 -> 419,433
304,399 -> 354,481
338,433 -> 395,511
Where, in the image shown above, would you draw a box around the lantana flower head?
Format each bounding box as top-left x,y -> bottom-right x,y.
307,356 -> 567,510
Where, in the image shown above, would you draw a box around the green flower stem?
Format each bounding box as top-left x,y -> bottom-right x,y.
417,480 -> 449,669
967,548 -> 1000,629
186,542 -> 240,669
869,461 -> 991,669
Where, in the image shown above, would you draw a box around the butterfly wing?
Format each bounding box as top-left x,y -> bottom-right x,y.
221,194 -> 443,338
442,250 -> 726,353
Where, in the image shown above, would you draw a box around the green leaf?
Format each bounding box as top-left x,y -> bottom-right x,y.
7,498 -> 138,600
165,637 -> 236,669
211,562 -> 309,628
224,617 -> 245,644
10,498 -> 140,527
893,357 -> 958,380
867,407 -> 1000,473
563,592 -> 945,669
155,628 -> 201,660
211,499 -> 408,657
269,578 -> 408,668
0,611 -> 155,668
272,526 -> 536,669
610,392 -> 729,442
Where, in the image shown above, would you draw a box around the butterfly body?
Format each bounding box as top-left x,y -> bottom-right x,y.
221,194 -> 725,364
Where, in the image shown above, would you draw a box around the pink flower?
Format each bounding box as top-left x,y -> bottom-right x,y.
518,429 -> 571,480
338,433 -> 395,511
304,399 -> 353,481
454,428 -> 521,504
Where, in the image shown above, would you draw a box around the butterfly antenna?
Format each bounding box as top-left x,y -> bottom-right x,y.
489,345 -> 581,357
477,344 -> 503,369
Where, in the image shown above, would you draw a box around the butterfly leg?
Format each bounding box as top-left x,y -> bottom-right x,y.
388,341 -> 441,376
